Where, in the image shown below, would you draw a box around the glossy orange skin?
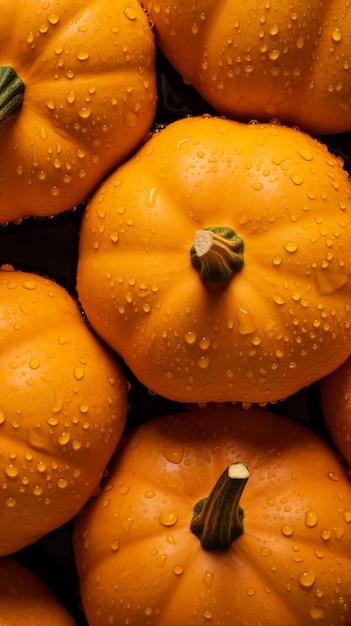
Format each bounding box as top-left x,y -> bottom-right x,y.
76,115 -> 351,404
146,0 -> 351,136
0,0 -> 157,222
0,267 -> 127,556
73,404 -> 351,626
0,557 -> 77,625
319,356 -> 351,469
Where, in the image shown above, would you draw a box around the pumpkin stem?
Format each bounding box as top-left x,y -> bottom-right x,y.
190,227 -> 244,281
190,462 -> 250,550
0,66 -> 25,126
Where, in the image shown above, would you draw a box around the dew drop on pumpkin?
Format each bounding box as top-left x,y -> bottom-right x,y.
298,569 -> 316,588
121,516 -> 134,532
57,477 -> 68,489
111,540 -> 120,552
123,6 -> 137,20
197,354 -> 210,369
173,565 -> 183,576
246,587 -> 256,597
5,464 -> 19,479
203,610 -> 213,620
161,444 -> 184,464
309,606 -> 326,621
203,570 -> 214,588
58,431 -> 70,446
184,330 -> 197,345
281,524 -> 294,537
78,107 -> 92,120
305,509 -> 318,528
5,497 -> 16,508
159,510 -> 178,527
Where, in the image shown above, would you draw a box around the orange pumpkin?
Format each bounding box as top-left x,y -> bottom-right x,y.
76,115 -> 351,405
0,0 -> 157,223
319,355 -> 351,469
0,557 -> 77,625
0,265 -> 127,556
73,403 -> 351,626
146,0 -> 351,136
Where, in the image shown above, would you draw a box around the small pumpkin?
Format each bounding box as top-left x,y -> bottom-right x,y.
76,115 -> 351,405
73,403 -> 351,626
146,0 -> 351,136
0,0 -> 157,222
0,265 -> 127,556
0,557 -> 77,625
319,355 -> 351,469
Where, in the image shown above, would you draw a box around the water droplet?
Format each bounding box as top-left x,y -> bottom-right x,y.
284,241 -> 298,253
73,367 -> 84,380
66,91 -> 76,104
202,610 -> 213,620
260,547 -> 272,557
198,354 -> 210,369
58,431 -> 70,446
78,107 -> 92,119
298,569 -> 316,588
111,540 -> 120,552
236,307 -> 257,334
76,51 -> 90,61
36,461 -> 47,473
309,606 -> 326,620
321,528 -> 331,541
159,510 -> 178,527
202,570 -> 214,588
281,524 -> 294,537
57,478 -> 68,489
123,6 -> 137,19
198,336 -> 211,350
5,464 -> 19,479
161,445 -> 184,464
184,330 -> 197,345
290,173 -> 304,185
121,517 -> 134,532
47,14 -> 60,25
172,565 -> 183,575
246,587 -> 256,596
305,509 -> 318,528
331,26 -> 343,43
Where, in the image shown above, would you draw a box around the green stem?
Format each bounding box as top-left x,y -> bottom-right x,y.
0,66 -> 25,126
190,462 -> 250,550
190,226 -> 244,281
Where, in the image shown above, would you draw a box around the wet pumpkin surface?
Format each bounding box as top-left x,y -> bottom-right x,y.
0,47 -> 350,625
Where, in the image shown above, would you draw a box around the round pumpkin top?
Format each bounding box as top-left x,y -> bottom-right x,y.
73,403 -> 351,626
76,115 -> 351,404
0,0 -> 157,222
